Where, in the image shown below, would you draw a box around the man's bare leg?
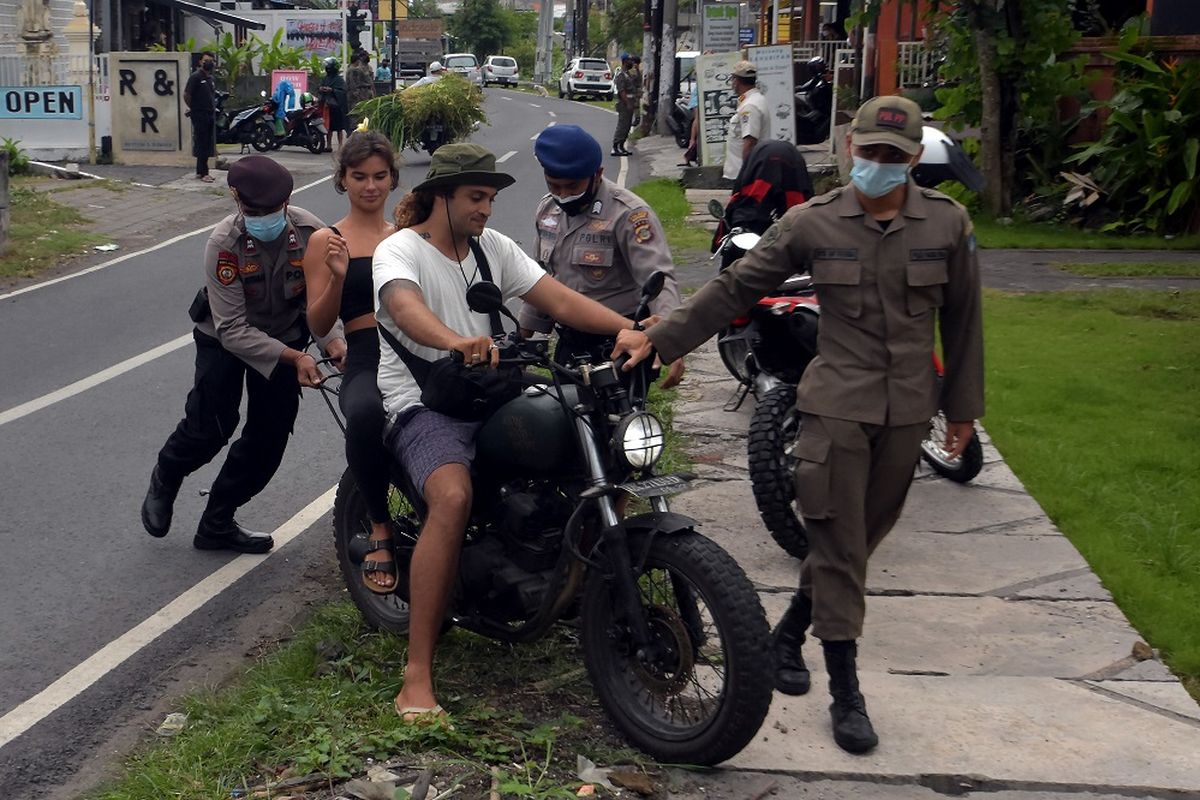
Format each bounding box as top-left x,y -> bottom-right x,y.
394,463 -> 471,712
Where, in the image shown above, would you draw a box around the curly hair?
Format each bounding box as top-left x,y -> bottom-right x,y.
334,131 -> 400,194
393,187 -> 455,229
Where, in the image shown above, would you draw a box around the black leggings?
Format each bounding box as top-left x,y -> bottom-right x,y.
338,328 -> 391,524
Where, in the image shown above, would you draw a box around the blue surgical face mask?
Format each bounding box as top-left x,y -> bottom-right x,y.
243,208 -> 287,241
849,156 -> 911,199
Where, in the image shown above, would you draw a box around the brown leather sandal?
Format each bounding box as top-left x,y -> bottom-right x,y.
361,537 -> 397,594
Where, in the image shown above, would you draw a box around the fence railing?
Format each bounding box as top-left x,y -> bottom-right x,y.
896,41 -> 937,88
793,40 -> 851,68
0,54 -> 103,87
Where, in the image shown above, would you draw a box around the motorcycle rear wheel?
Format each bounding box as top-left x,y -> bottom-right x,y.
579,531 -> 773,766
305,132 -> 324,154
332,467 -> 423,635
747,384 -> 809,559
250,122 -> 274,153
922,410 -> 984,483
716,326 -> 753,385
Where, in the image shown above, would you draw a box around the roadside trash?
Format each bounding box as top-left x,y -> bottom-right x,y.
575,755 -> 614,790
341,778 -> 395,800
1132,640 -> 1154,661
577,785 -> 595,796
610,769 -> 656,796
94,243 -> 119,252
155,712 -> 187,736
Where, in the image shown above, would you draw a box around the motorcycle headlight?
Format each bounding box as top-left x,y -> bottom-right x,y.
614,412 -> 665,470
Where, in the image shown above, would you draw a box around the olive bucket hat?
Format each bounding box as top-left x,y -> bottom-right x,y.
413,143 -> 516,193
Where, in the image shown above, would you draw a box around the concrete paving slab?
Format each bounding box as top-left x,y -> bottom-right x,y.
1012,571 -> 1113,602
759,593 -> 1135,679
895,479 -> 1051,534
1088,680 -> 1200,722
969,460 -> 1032,493
727,674 -> 1200,792
1110,659 -> 1179,682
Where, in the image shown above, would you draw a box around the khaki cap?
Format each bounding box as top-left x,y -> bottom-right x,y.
850,95 -> 924,156
731,60 -> 757,79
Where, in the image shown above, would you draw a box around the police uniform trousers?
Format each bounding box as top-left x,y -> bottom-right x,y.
795,414 -> 929,641
155,329 -> 303,510
613,105 -> 634,150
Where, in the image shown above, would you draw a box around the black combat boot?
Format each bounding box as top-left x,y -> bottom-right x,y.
822,639 -> 879,754
194,503 -> 274,554
141,466 -> 182,538
771,592 -> 812,695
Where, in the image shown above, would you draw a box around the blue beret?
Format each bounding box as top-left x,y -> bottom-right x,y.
534,125 -> 603,179
228,155 -> 293,210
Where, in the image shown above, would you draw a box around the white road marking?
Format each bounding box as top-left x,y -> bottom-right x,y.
0,333 -> 193,428
0,175 -> 333,302
529,103 -> 541,108
0,486 -> 338,751
548,111 -> 556,118
496,150 -> 518,164
529,121 -> 557,141
617,154 -> 629,189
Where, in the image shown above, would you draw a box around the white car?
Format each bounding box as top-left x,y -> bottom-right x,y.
482,55 -> 519,87
443,53 -> 483,87
559,57 -> 614,101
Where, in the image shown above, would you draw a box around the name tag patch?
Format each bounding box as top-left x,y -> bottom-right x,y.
813,248 -> 858,260
909,249 -> 948,262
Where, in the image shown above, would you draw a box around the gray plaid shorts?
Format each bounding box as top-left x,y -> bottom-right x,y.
383,406 -> 482,496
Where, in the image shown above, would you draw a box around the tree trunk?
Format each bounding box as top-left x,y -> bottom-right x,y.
974,27 -> 1006,217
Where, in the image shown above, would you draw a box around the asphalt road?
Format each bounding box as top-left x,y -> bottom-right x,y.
0,90 -> 639,799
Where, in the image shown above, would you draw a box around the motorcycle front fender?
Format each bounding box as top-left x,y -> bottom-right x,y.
620,511 -> 698,539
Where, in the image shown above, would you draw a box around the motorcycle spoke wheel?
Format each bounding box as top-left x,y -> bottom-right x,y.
922,411 -> 983,483
580,532 -> 772,766
747,385 -> 809,559
332,467 -> 423,635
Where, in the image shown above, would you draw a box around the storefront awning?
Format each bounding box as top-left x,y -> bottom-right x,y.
145,0 -> 267,31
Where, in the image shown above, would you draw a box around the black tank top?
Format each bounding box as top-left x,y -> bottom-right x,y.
329,226 -> 375,322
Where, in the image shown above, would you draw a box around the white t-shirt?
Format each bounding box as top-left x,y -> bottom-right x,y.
723,88 -> 771,180
373,227 -> 546,414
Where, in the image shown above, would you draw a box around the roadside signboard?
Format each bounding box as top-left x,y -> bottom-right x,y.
696,50 -> 741,168
0,86 -> 83,120
747,44 -> 795,145
702,5 -> 739,53
286,17 -> 344,58
271,70 -> 309,112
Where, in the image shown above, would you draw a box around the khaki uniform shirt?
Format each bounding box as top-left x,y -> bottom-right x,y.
196,206 -> 342,377
614,68 -> 636,110
518,177 -> 682,333
649,183 -> 984,426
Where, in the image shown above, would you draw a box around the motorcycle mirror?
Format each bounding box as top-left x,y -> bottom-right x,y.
465,281 -> 504,315
260,90 -> 268,97
707,199 -> 725,220
731,232 -> 761,251
639,271 -> 667,303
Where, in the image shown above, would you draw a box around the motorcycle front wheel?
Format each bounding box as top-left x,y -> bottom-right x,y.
332,467 -> 423,635
922,410 -> 984,483
579,531 -> 773,766
305,129 -> 324,154
747,384 -> 809,559
250,121 -> 274,153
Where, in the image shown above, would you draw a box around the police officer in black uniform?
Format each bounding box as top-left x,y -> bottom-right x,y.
141,156 -> 345,553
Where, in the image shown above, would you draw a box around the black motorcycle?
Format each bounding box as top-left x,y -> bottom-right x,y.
214,91 -> 274,153
665,94 -> 694,150
325,275 -> 774,765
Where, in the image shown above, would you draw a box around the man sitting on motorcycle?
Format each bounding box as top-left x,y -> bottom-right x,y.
373,144 -> 642,722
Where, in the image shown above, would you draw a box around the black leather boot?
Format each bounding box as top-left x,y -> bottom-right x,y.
822,640 -> 879,754
771,592 -> 812,695
194,505 -> 273,554
141,466 -> 181,538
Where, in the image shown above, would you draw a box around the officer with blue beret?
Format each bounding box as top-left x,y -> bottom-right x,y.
141,155 -> 345,553
519,124 -> 684,388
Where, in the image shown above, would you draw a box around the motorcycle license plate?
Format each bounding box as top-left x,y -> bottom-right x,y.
617,474 -> 691,498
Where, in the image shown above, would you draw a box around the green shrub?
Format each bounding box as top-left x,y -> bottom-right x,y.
2,138 -> 29,175
354,75 -> 487,151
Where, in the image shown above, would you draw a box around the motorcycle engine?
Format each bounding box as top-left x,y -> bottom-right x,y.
499,485 -> 573,574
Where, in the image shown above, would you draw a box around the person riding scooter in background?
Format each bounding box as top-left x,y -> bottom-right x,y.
713,139 -> 814,269
796,56 -> 833,145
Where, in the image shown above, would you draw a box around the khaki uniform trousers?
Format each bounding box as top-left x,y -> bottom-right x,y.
613,105 -> 634,149
795,414 -> 929,641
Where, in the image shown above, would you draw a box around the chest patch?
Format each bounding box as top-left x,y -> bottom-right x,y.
539,214 -> 559,230
588,219 -> 611,232
910,249 -> 948,262
287,229 -> 300,251
243,237 -> 257,255
240,261 -> 260,276
813,248 -> 858,260
216,250 -> 238,286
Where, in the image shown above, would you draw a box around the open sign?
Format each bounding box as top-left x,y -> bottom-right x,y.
0,86 -> 83,119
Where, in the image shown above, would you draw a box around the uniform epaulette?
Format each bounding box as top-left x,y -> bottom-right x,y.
919,186 -> 968,214
805,187 -> 843,207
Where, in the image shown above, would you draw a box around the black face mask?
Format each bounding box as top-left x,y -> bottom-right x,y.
201,61 -> 213,72
552,175 -> 598,217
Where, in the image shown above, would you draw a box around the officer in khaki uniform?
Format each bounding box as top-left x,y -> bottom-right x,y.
611,54 -> 637,156
612,96 -> 984,754
141,156 -> 345,553
521,125 -> 684,388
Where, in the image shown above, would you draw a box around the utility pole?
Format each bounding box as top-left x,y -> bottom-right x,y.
390,0 -> 398,92
654,0 -> 676,134
564,0 -> 576,60
535,0 -> 554,84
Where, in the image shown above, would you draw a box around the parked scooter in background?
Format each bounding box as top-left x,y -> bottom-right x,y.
795,56 -> 833,145
268,92 -> 327,154
214,91 -> 274,153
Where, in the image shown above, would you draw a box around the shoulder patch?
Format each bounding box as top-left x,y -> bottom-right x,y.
759,221 -> 783,249
627,209 -> 650,225
215,250 -> 238,286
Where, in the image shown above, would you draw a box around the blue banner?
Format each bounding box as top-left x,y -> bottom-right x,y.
0,86 -> 84,119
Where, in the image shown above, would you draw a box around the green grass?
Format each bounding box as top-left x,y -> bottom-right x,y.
92,603 -> 642,800
983,289 -> 1200,688
632,178 -> 713,256
975,218 -> 1200,251
0,179 -> 105,279
1054,261 -> 1200,278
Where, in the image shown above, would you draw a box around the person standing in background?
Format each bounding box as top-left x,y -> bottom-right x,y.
346,50 -> 376,129
183,53 -> 217,183
611,54 -> 637,157
723,60 -> 770,181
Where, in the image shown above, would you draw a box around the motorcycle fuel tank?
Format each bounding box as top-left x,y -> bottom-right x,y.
476,385 -> 581,476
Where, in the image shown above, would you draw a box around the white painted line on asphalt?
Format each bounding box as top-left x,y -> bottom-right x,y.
496,150 -> 518,164
0,175 -> 333,303
0,485 -> 337,751
617,154 -> 629,189
548,111 -> 556,118
528,121 -> 557,141
0,333 -> 193,429
529,103 -> 541,108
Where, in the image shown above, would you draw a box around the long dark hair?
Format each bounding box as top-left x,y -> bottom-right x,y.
393,187 -> 454,229
334,131 -> 400,194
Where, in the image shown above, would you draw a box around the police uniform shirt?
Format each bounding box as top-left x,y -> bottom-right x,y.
648,183 -> 985,426
196,206 -> 339,377
723,88 -> 771,180
517,177 -> 682,334
614,68 -> 635,110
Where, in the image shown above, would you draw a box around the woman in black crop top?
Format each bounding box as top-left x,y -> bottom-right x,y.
302,132 -> 400,594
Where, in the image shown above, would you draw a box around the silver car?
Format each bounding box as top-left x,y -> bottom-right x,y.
443,53 -> 483,87
482,55 -> 519,87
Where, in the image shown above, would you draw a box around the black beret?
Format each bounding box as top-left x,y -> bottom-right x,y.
228,156 -> 294,210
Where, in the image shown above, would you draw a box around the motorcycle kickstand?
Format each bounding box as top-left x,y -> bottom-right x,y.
723,380 -> 752,412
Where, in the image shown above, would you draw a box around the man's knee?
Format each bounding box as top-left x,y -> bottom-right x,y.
423,465 -> 472,516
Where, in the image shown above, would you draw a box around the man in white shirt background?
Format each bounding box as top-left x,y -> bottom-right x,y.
723,60 -> 771,181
